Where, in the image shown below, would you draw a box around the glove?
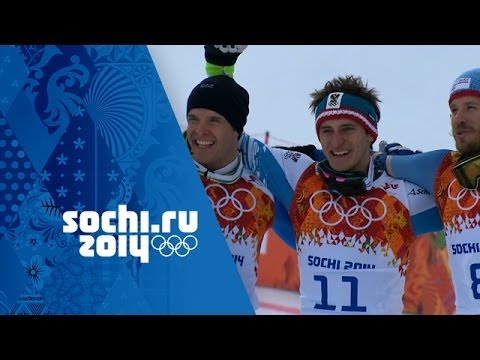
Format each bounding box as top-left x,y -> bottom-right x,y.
204,45 -> 248,67
274,144 -> 318,159
379,141 -> 422,156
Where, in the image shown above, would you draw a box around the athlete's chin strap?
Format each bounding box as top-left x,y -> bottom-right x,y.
194,153 -> 243,184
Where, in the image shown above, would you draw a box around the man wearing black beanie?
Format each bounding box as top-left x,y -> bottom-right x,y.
185,64 -> 276,311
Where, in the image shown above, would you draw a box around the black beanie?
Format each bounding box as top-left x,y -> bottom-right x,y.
186,75 -> 249,135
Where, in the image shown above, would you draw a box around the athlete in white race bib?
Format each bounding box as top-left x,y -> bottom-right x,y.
185,73 -> 276,310
378,68 -> 480,314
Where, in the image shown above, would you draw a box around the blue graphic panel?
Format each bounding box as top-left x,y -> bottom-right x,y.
0,45 -> 253,315
0,235 -> 27,313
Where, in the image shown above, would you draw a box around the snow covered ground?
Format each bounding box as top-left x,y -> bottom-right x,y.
255,286 -> 300,315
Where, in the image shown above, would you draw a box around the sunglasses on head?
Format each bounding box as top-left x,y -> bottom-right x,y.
452,154 -> 480,190
317,160 -> 367,196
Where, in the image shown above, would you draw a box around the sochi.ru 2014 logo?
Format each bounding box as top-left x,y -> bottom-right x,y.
63,205 -> 199,263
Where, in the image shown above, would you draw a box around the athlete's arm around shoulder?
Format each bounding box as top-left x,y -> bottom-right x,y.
239,132 -> 314,186
386,149 -> 451,195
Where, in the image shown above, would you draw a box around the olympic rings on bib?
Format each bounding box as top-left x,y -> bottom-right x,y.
205,183 -> 256,221
309,190 -> 387,230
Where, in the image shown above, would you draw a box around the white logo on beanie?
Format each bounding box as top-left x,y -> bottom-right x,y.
200,83 -> 214,88
326,92 -> 344,109
451,77 -> 471,93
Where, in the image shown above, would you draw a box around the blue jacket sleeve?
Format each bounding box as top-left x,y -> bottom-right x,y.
271,200 -> 296,250
410,207 -> 444,235
390,149 -> 450,194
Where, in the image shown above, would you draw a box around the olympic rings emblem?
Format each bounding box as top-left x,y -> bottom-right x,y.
151,235 -> 198,257
205,183 -> 256,221
447,179 -> 480,210
309,190 -> 387,230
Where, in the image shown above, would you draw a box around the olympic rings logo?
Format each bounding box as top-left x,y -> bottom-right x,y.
309,190 -> 387,230
151,235 -> 198,257
447,179 -> 480,210
205,183 -> 256,221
